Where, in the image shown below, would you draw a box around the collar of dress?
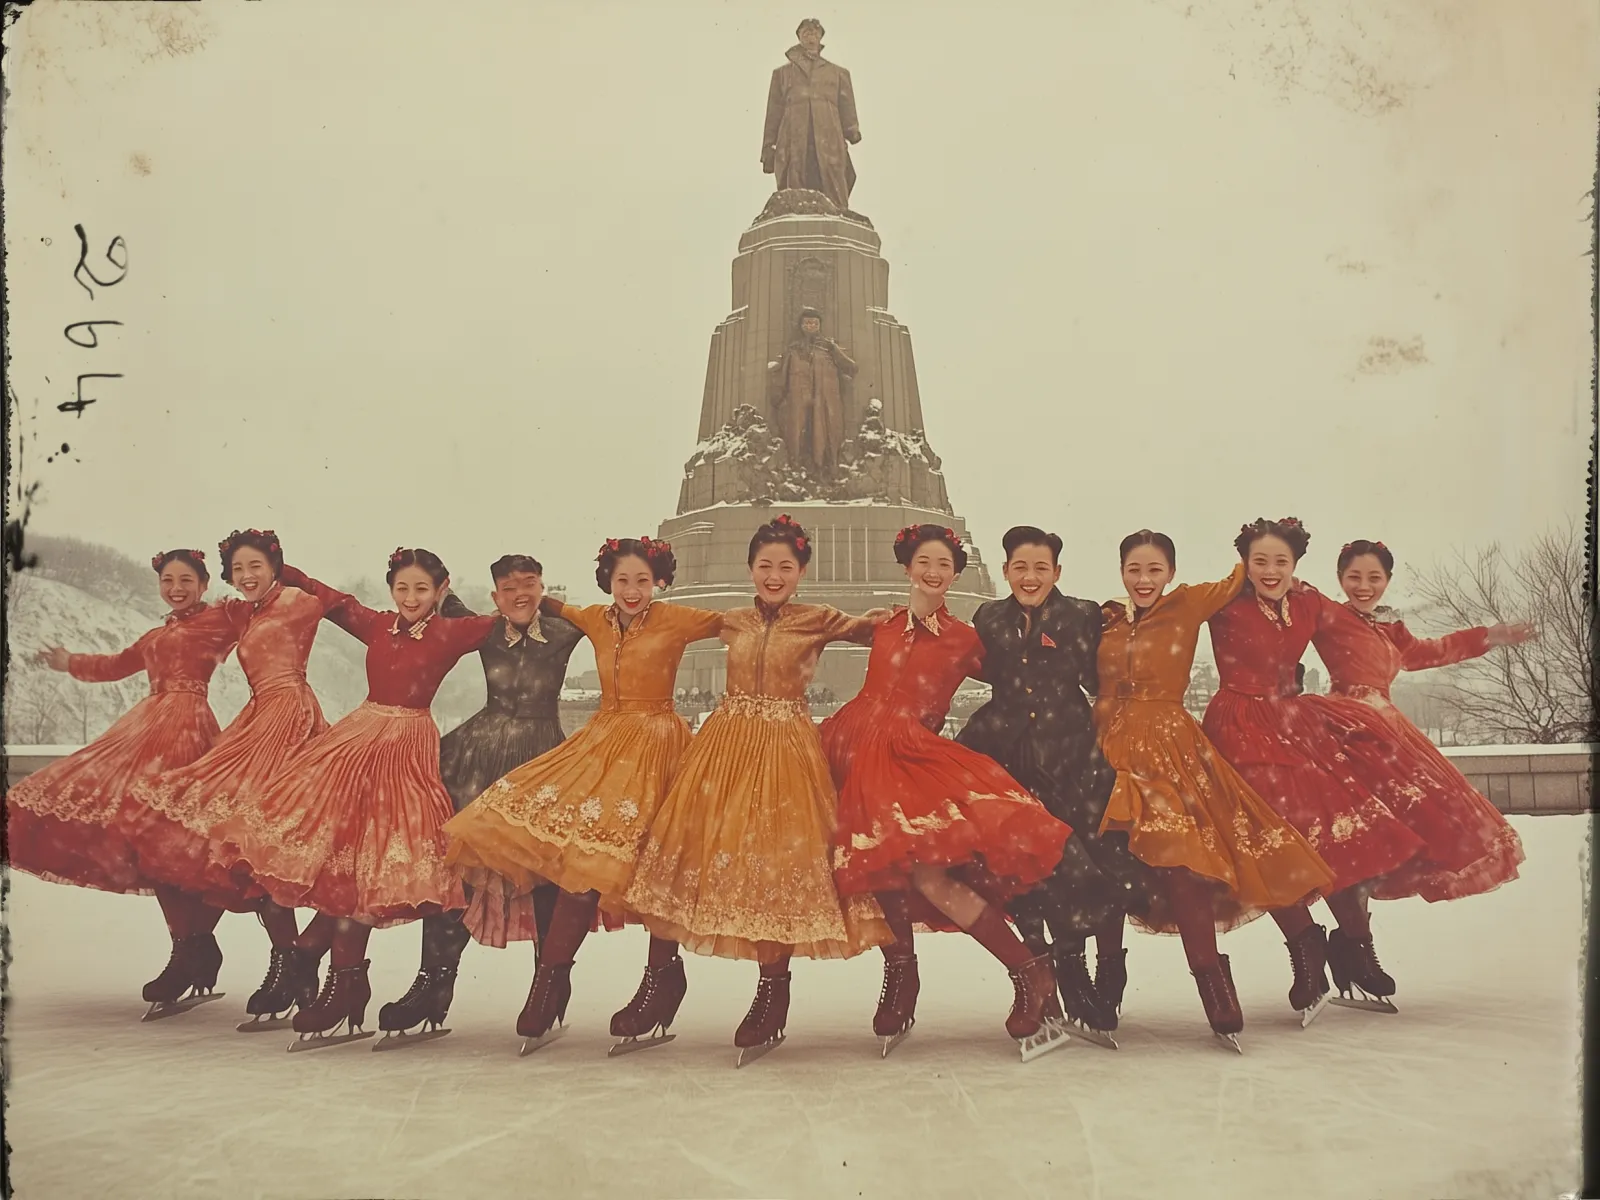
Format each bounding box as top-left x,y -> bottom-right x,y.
503,613 -> 547,647
902,605 -> 946,638
165,601 -> 209,624
389,610 -> 436,640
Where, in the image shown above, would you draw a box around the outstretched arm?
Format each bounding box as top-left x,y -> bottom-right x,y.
54,633 -> 152,683
1388,620 -> 1494,672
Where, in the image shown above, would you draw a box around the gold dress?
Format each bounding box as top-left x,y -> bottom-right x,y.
624,602 -> 892,963
1094,564 -> 1333,932
442,599 -> 722,939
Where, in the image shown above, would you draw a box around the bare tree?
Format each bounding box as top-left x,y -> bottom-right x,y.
1408,519 -> 1595,744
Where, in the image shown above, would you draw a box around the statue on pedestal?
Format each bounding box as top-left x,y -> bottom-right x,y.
762,18 -> 862,211
768,307 -> 857,476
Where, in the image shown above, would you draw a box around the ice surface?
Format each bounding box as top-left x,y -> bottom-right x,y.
4,815 -> 1584,1200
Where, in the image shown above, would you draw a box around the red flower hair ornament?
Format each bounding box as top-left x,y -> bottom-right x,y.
219,528 -> 281,558
151,548 -> 206,571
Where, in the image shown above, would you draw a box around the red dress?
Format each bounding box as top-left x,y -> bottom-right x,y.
7,604 -> 238,894
1312,601 -> 1523,901
822,605 -> 1071,913
211,568 -> 496,925
120,581 -> 333,908
1203,584 -> 1487,897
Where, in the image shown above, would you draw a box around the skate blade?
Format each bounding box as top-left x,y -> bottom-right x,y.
141,990 -> 226,1022
607,1031 -> 676,1058
235,1011 -> 295,1033
878,1023 -> 914,1059
735,1034 -> 786,1068
286,1023 -> 374,1053
1068,1021 -> 1119,1050
1299,991 -> 1332,1029
1331,990 -> 1398,1014
1018,1019 -> 1072,1063
373,1027 -> 452,1052
518,1023 -> 568,1057
1213,1032 -> 1243,1054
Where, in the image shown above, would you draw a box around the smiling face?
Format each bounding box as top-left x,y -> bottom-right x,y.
1246,534 -> 1297,601
158,561 -> 207,611
1003,543 -> 1060,609
751,542 -> 806,607
610,554 -> 657,617
1339,553 -> 1391,613
492,569 -> 545,627
1120,544 -> 1172,609
391,564 -> 445,624
229,547 -> 277,600
905,538 -> 957,602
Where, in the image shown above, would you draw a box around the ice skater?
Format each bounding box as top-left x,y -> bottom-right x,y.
821,524 -> 1074,1062
9,549 -> 240,1019
208,549 -> 499,1050
620,515 -> 893,1066
1095,530 -> 1333,1052
442,536 -> 726,1055
121,530 -> 336,1026
958,526 -> 1160,1050
373,553 -> 586,1046
1207,528 -> 1530,1018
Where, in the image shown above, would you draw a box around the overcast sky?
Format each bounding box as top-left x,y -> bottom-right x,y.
5,0 -> 1595,612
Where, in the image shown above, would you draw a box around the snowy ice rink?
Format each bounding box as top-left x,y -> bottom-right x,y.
4,814 -> 1584,1200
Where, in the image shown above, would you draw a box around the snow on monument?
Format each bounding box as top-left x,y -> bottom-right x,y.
659,21 -> 995,698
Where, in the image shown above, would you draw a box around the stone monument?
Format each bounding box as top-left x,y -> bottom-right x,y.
660,19 -> 994,698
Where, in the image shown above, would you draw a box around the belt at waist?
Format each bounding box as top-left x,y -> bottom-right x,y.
358,701 -> 431,717
1220,682 -> 1298,700
720,692 -> 809,720
1330,682 -> 1390,701
599,698 -> 676,715
485,704 -> 563,721
249,670 -> 309,695
151,679 -> 209,697
1111,681 -> 1183,702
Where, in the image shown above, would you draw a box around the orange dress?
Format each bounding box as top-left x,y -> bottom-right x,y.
1095,564 -> 1333,932
7,603 -> 238,894
119,582 -> 332,908
443,599 -> 724,943
624,602 -> 892,963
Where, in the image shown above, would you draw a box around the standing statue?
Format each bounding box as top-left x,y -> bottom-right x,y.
762,19 -> 862,211
769,307 -> 857,475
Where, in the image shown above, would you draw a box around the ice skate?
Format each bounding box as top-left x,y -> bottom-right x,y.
734,971 -> 790,1068
1327,928 -> 1398,1014
607,956 -> 686,1058
1009,954 -> 1072,1062
517,961 -> 573,1056
1052,943 -> 1118,1050
373,965 -> 457,1051
873,953 -> 919,1058
1285,923 -> 1332,1029
141,933 -> 226,1021
1095,947 -> 1129,1017
238,945 -> 320,1032
287,960 -> 375,1052
1193,954 -> 1243,1053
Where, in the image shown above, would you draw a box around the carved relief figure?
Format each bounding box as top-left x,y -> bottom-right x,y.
768,307 -> 857,474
